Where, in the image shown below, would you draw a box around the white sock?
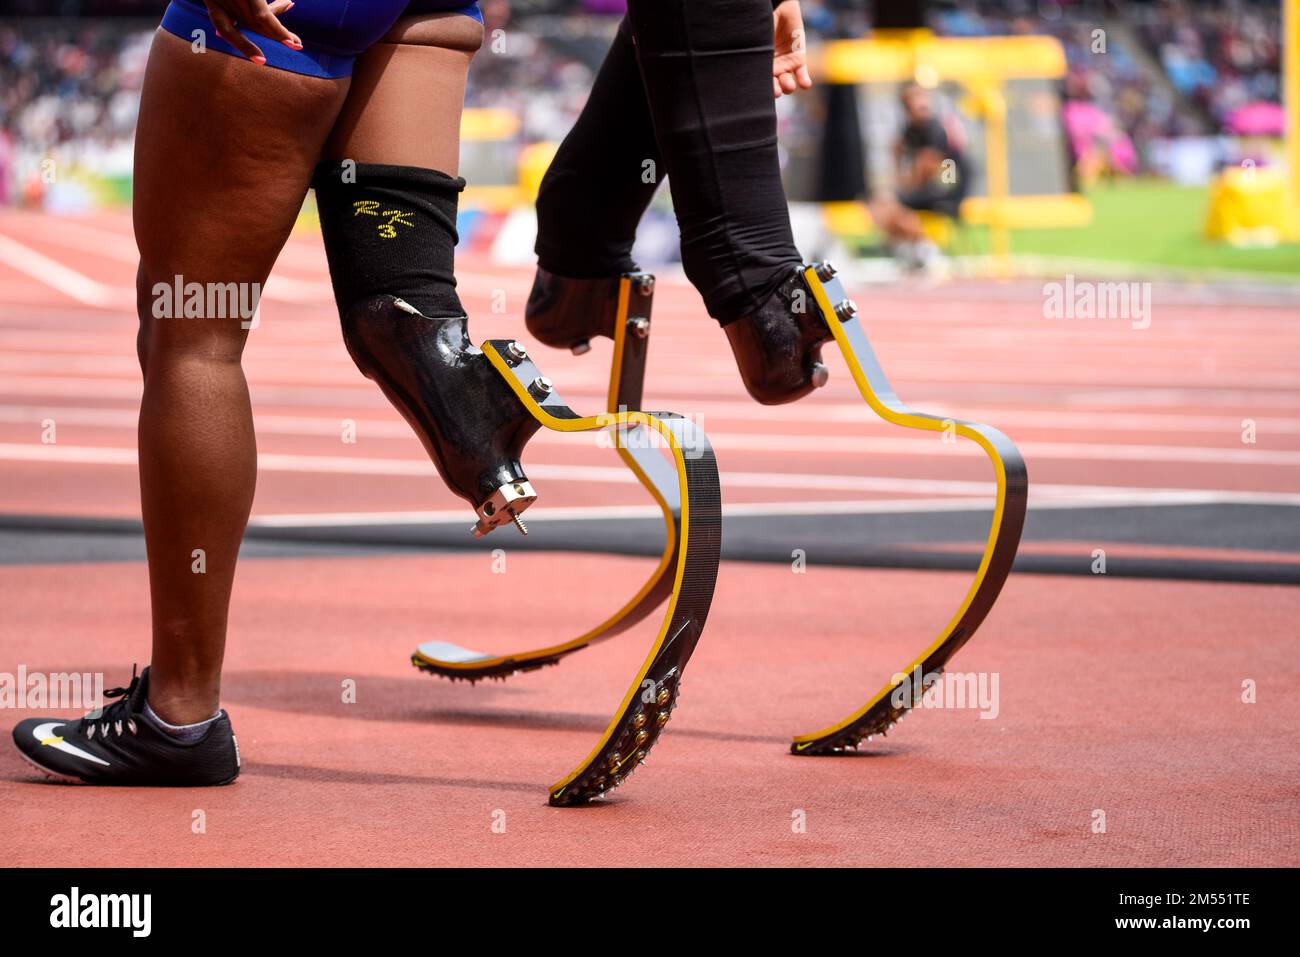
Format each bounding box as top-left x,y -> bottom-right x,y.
144,700 -> 220,743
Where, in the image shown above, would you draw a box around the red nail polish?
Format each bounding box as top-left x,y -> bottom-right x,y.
252,55 -> 267,65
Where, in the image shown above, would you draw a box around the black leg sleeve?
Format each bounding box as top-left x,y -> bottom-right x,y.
534,16 -> 661,279
626,0 -> 803,322
312,162 -> 466,320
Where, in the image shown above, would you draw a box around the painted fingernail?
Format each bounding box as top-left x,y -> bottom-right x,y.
252,55 -> 267,65
284,36 -> 303,49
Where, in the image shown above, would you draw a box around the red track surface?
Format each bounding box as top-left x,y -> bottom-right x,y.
1,210 -> 1298,865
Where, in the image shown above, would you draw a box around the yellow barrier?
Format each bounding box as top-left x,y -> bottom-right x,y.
814,30 -> 1088,269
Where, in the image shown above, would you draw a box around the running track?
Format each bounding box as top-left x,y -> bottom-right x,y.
0,209 -> 1297,866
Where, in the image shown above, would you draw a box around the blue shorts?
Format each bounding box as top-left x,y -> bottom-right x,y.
160,0 -> 483,79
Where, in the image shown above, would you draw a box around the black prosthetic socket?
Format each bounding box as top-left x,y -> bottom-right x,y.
724,267 -> 834,406
341,296 -> 541,534
313,162 -> 465,320
525,269 -> 623,353
314,162 -> 540,535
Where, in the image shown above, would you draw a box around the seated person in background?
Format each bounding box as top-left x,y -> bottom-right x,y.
870,81 -> 969,272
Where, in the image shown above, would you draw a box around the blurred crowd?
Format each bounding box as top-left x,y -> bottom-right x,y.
0,20 -> 147,204
931,0 -> 1283,172
0,0 -> 1288,205
1136,0 -> 1281,127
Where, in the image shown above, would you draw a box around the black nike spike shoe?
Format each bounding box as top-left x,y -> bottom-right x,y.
342,296 -> 543,537
723,266 -> 834,406
11,666 -> 240,786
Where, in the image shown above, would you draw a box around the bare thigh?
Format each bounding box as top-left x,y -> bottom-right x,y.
324,13 -> 483,172
134,29 -> 351,358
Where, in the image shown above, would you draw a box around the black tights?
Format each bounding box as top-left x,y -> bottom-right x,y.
533,0 -> 803,325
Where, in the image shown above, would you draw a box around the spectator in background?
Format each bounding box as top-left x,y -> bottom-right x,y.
868,81 -> 969,272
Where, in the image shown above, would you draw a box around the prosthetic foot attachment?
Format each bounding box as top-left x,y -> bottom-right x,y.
341,296 -> 540,538
478,339 -> 721,805
789,263 -> 1028,754
369,281 -> 718,803
411,272 -> 674,684
534,264 -> 1027,758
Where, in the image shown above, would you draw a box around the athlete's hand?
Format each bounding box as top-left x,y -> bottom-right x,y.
203,0 -> 303,65
772,0 -> 813,98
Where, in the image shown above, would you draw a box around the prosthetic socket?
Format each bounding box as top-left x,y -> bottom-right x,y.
314,161 -> 539,536
526,264 -> 834,405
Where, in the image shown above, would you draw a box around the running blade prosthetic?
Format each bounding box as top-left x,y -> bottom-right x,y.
479,341 -> 721,805
789,263 -> 1027,753
412,271 -> 673,683
522,262 -> 1027,757
355,288 -> 722,803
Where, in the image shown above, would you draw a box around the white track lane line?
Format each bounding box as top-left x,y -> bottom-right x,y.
4,442 -> 1300,503
245,488 -> 1300,529
5,393 -> 1300,435
2,433 -> 1299,468
0,234 -> 129,309
0,227 -> 333,307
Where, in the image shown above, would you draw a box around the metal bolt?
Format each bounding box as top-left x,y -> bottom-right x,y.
506,341 -> 528,361
809,362 -> 829,389
635,274 -> 655,296
816,261 -> 837,281
655,688 -> 671,706
570,339 -> 592,356
629,317 -> 650,339
529,376 -> 554,397
511,513 -> 528,535
834,299 -> 858,322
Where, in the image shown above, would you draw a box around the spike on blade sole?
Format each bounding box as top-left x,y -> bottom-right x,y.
549,673 -> 683,806
410,653 -> 563,682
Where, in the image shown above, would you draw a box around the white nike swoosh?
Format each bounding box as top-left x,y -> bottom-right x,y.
31,721 -> 110,767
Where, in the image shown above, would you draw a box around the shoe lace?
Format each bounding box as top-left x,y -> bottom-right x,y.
82,665 -> 140,739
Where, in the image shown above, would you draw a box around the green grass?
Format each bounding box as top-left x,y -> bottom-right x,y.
958,180 -> 1300,277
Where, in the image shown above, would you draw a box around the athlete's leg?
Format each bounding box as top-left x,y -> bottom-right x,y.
535,2 -> 800,320
323,13 -> 482,174
528,0 -> 825,403
533,16 -> 661,280
526,15 -> 661,352
315,12 -> 540,534
134,30 -> 350,723
624,0 -> 803,322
